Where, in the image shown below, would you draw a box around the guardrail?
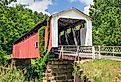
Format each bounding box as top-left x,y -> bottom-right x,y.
58,45 -> 121,60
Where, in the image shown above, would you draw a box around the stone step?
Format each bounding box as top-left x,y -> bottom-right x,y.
51,68 -> 73,74
43,73 -> 52,77
50,61 -> 72,64
47,65 -> 73,69
54,79 -> 74,82
54,75 -> 67,80
52,72 -> 72,76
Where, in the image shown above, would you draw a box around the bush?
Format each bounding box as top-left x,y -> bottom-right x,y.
0,65 -> 26,82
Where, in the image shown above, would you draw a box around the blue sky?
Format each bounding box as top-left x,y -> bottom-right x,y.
9,0 -> 93,15
47,0 -> 85,14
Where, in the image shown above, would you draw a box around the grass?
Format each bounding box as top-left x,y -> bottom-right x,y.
79,59 -> 121,82
0,65 -> 26,82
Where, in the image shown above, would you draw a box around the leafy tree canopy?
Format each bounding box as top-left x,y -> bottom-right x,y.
90,0 -> 121,46
0,0 -> 16,5
0,4 -> 48,55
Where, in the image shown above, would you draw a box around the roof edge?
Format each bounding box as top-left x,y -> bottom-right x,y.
13,20 -> 47,45
51,7 -> 92,20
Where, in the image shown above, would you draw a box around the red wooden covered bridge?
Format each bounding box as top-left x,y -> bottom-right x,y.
12,7 -> 121,82
12,8 -> 92,82
12,7 -> 92,60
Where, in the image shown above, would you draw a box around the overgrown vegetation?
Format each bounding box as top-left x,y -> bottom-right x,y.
0,0 -> 16,5
90,0 -> 121,46
31,26 -> 49,81
0,1 -> 49,81
0,65 -> 26,82
79,59 -> 121,82
0,25 -> 49,82
0,4 -> 48,55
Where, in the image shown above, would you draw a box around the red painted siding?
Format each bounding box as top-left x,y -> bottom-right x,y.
12,32 -> 40,59
48,17 -> 52,52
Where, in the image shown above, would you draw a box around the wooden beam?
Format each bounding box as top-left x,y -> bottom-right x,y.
72,28 -> 78,46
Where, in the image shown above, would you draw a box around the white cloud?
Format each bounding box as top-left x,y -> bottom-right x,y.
52,12 -> 58,14
8,0 -> 34,6
16,0 -> 34,4
26,0 -> 52,16
83,5 -> 91,15
8,0 -> 53,16
79,0 -> 93,15
69,0 -> 93,15
79,0 -> 93,6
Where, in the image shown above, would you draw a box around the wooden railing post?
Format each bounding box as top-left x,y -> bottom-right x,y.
62,46 -> 64,59
77,46 -> 79,62
113,47 -> 114,57
98,45 -> 101,59
92,46 -> 95,59
59,46 -> 64,59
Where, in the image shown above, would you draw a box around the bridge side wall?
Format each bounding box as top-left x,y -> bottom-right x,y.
12,32 -> 40,58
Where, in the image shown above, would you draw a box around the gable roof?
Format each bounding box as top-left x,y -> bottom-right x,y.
13,20 -> 47,45
51,7 -> 92,20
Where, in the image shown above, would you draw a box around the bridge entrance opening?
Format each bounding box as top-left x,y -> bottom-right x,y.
58,18 -> 86,46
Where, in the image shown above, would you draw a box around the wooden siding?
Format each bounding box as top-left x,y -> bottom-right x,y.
48,17 -> 52,52
12,32 -> 40,59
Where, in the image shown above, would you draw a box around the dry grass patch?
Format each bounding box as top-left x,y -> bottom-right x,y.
79,59 -> 121,82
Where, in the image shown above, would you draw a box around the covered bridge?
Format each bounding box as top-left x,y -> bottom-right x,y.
12,7 -> 92,59
12,7 -> 92,82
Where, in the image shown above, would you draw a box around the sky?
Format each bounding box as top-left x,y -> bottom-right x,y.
9,0 -> 93,16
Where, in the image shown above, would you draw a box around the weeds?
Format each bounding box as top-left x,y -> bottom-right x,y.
79,59 -> 121,82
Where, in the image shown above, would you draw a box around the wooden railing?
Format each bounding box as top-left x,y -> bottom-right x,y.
58,45 -> 121,60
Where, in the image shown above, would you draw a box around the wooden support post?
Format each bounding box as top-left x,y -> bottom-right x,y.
59,46 -> 64,59
92,46 -> 95,59
80,28 -> 81,45
62,46 -> 64,59
74,61 -> 76,82
11,59 -> 16,69
113,47 -> 114,57
72,28 -> 78,46
98,45 -> 101,59
59,36 -> 61,45
65,32 -> 69,45
77,46 -> 80,62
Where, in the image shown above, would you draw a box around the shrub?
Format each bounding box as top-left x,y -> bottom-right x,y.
0,65 -> 26,82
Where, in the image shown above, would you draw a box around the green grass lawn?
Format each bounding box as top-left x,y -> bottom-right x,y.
79,59 -> 121,82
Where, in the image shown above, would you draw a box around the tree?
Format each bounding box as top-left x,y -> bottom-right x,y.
90,0 -> 121,46
0,5 -> 48,55
0,0 -> 16,5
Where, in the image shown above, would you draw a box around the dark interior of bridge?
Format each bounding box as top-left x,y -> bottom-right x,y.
58,18 -> 86,45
